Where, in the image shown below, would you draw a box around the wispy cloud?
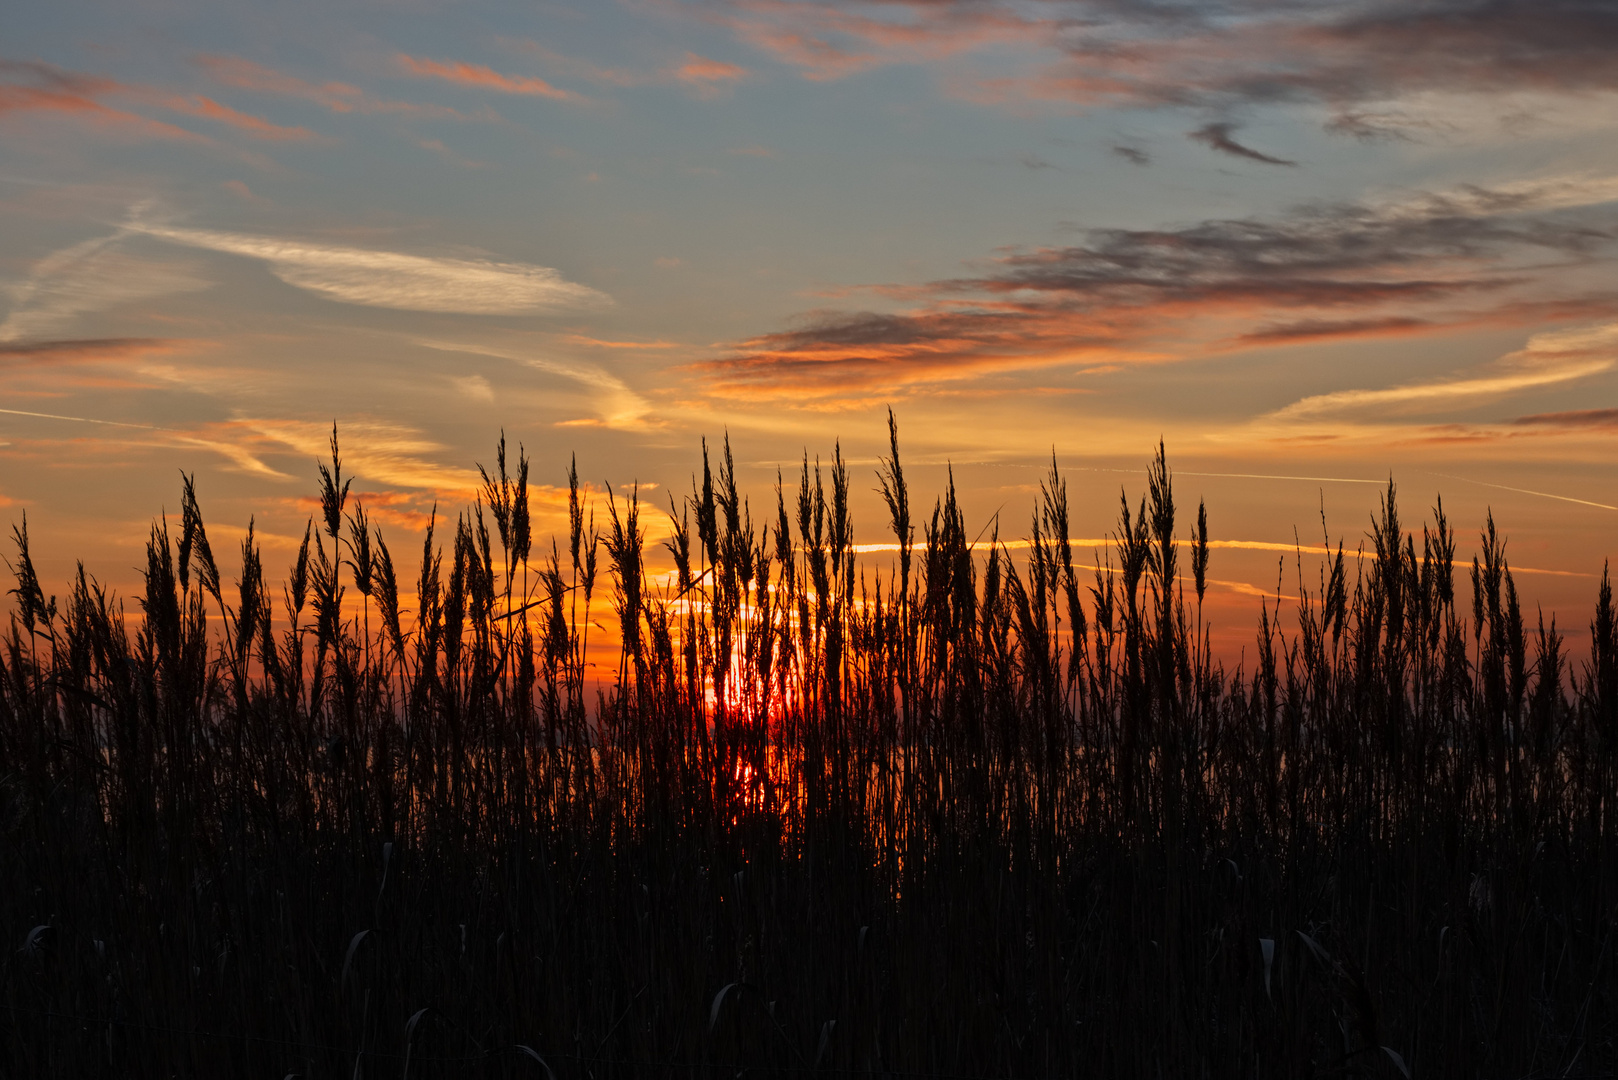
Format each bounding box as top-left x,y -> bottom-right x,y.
1272,320 -> 1618,421
223,416 -> 483,494
0,233 -> 210,342
415,339 -> 653,428
452,373 -> 495,401
1188,122 -> 1295,166
1419,470 -> 1618,513
686,1 -> 1618,142
1,58 -> 321,142
697,177 -> 1618,403
0,405 -> 161,430
159,93 -> 322,141
0,337 -> 183,364
0,60 -> 210,142
561,334 -> 678,350
1511,408 -> 1618,430
124,217 -> 610,315
196,55 -> 366,111
395,54 -> 581,101
689,0 -> 1046,82
196,55 -> 492,121
674,52 -> 750,97
508,41 -> 750,98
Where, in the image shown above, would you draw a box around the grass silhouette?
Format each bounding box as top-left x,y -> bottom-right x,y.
1,416 -> 1614,1077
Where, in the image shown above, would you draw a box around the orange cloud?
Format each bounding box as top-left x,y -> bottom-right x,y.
674,52 -> 749,95
197,55 -> 488,121
0,59 -> 319,144
506,40 -> 753,99
694,0 -> 1055,82
0,339 -> 211,398
0,338 -> 188,366
160,93 -> 322,141
694,180 -> 1618,405
693,0 -> 1618,123
1513,409 -> 1618,431
395,54 -> 579,101
196,55 -> 365,111
0,78 -> 207,143
561,334 -> 678,350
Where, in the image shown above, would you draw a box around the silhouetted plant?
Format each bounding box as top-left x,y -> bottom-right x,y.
1,422 -> 1614,1078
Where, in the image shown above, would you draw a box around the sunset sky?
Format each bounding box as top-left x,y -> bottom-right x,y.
5,0 -> 1618,650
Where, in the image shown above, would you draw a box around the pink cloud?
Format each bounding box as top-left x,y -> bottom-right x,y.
0,63 -> 208,142
160,93 -> 323,141
675,52 -> 750,94
0,59 -> 321,144
197,55 -> 487,121
694,183 -> 1618,405
196,55 -> 365,111
395,54 -> 580,101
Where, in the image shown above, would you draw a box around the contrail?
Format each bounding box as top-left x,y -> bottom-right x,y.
1171,470 -> 1385,485
0,407 -> 162,430
1062,465 -> 1386,486
896,463 -> 1390,485
1418,470 -> 1617,512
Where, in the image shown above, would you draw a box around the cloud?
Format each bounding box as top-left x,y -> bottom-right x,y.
562,334 -> 678,349
204,416 -> 484,493
413,137 -> 490,169
0,233 -> 211,342
124,218 -> 610,314
159,93 -> 322,141
1235,316 -> 1432,346
0,405 -> 161,430
689,0 -> 1053,81
686,1 -> 1618,136
416,339 -> 653,428
452,373 -> 495,401
196,55 -> 365,110
0,60 -> 209,142
395,54 -> 580,101
0,337 -> 183,364
222,179 -> 267,204
696,177 -> 1618,402
1512,408 -> 1618,430
674,52 -> 750,96
1271,320 -> 1618,421
1111,145 -> 1149,166
0,58 -> 321,143
507,41 -> 752,99
1187,122 -> 1295,166
196,55 -> 490,121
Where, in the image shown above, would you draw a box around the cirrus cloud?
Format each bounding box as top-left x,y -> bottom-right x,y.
1271,320 -> 1618,421
395,54 -> 581,101
126,219 -> 610,315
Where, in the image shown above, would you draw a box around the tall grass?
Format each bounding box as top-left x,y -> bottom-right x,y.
1,420 -> 1613,1078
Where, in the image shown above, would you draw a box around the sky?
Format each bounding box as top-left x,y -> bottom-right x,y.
4,0 -> 1618,652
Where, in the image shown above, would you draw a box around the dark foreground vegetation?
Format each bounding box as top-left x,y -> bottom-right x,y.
1,420 -> 1615,1079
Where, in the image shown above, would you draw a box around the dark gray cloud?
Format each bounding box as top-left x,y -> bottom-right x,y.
1511,408 -> 1618,429
1053,1 -> 1618,111
1188,122 -> 1296,165
0,338 -> 181,363
703,2 -> 1618,136
698,182 -> 1618,399
1111,144 -> 1150,165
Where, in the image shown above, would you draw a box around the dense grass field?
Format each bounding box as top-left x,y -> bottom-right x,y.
2,420 -> 1614,1078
